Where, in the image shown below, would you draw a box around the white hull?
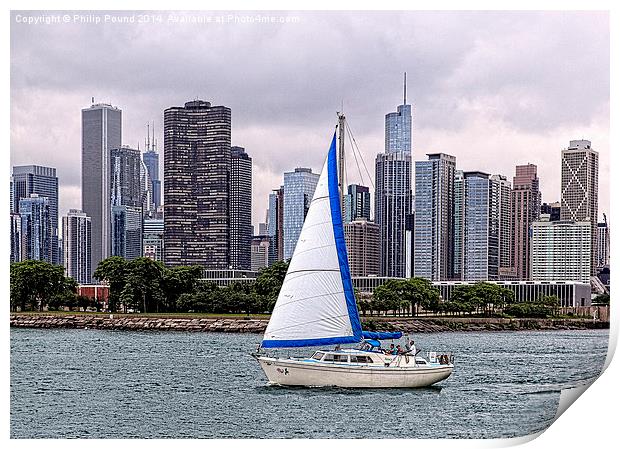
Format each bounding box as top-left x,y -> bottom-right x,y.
255,356 -> 453,388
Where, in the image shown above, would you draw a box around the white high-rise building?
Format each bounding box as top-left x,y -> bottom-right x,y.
62,209 -> 92,284
531,217 -> 591,283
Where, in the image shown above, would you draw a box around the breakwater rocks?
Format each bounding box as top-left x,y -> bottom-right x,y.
10,314 -> 608,333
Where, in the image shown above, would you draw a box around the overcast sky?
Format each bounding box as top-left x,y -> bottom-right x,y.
10,10 -> 610,229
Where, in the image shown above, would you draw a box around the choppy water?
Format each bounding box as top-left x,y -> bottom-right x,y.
10,328 -> 608,439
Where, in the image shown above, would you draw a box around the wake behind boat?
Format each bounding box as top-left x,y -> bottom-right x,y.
253,115 -> 454,388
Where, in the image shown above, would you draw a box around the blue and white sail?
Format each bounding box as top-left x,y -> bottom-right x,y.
261,133 -> 363,348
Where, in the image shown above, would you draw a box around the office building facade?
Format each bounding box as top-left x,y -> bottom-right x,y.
19,194 -> 53,263
110,145 -> 143,260
230,146 -> 252,270
511,164 -> 541,280
596,222 -> 610,269
283,168 -> 319,260
376,152 -> 412,278
143,218 -> 164,262
11,165 -> 59,264
62,209 -> 92,284
531,218 -> 592,283
540,202 -> 561,222
413,153 -> 455,280
343,184 -> 371,224
344,218 -> 380,277
164,100 -> 231,268
10,213 -> 22,263
251,235 -> 271,272
560,140 -> 598,275
82,103 -> 122,273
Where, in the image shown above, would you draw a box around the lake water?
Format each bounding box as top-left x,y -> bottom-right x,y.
10,328 -> 608,439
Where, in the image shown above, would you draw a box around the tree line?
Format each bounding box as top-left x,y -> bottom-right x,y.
11,258 -> 583,319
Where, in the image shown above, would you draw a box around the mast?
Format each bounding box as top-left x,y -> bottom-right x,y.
337,112 -> 346,218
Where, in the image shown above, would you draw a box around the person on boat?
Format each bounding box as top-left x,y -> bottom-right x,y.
396,345 -> 403,354
384,344 -> 396,355
405,339 -> 416,355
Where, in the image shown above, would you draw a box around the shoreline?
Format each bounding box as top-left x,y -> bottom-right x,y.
9,313 -> 609,333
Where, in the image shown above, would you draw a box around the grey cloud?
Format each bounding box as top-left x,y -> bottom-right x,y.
10,10 -> 609,226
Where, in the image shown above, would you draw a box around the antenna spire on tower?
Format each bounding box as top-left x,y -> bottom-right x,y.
403,72 -> 407,105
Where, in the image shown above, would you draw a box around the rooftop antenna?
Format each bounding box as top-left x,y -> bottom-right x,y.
146,122 -> 150,152
91,96 -> 94,105
403,72 -> 407,105
152,121 -> 155,153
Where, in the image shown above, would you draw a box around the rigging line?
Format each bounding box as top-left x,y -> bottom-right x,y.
345,120 -> 375,189
345,120 -> 365,187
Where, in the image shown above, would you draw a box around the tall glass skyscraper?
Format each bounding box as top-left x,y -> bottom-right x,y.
283,168 -> 319,260
110,145 -> 143,260
375,76 -> 413,277
82,103 -> 122,274
19,194 -> 53,263
413,153 -> 456,280
343,184 -> 371,224
164,100 -> 231,268
11,165 -> 59,264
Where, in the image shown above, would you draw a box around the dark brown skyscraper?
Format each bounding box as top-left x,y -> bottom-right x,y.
511,164 -> 541,279
163,100 -> 231,268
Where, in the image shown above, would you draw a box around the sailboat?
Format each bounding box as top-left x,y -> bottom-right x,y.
253,116 -> 454,388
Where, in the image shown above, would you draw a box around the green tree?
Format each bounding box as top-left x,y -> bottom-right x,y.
162,265 -> 204,312
594,293 -> 610,305
253,260 -> 289,312
403,277 -> 441,316
120,258 -> 166,313
93,257 -> 128,312
10,260 -> 72,311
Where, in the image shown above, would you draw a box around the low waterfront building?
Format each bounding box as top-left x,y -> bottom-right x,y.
351,276 -> 591,307
201,269 -> 259,287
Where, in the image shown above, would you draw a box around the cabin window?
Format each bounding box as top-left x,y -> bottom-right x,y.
322,354 -> 335,361
333,354 -> 349,362
351,356 -> 371,364
312,352 -> 324,360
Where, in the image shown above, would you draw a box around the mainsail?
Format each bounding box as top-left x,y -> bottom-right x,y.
261,133 -> 363,348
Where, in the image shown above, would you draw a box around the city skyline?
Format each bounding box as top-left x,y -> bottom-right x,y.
10,11 -> 610,231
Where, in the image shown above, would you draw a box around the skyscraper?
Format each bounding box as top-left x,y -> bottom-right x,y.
11,165 -> 59,264
413,153 -> 455,280
452,170 -> 465,280
462,172 -> 500,281
230,146 -> 252,270
267,187 -> 284,264
251,235 -> 271,272
283,168 -> 319,260
164,100 -> 231,268
19,194 -> 52,263
492,174 -> 514,279
596,221 -> 610,269
561,140 -> 599,275
62,209 -> 92,284
375,77 -> 413,278
511,164 -> 541,280
82,102 -> 122,274
10,213 -> 21,263
110,145 -> 143,260
376,152 -> 412,278
343,184 -> 371,224
142,122 -> 161,210
385,73 -> 412,154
